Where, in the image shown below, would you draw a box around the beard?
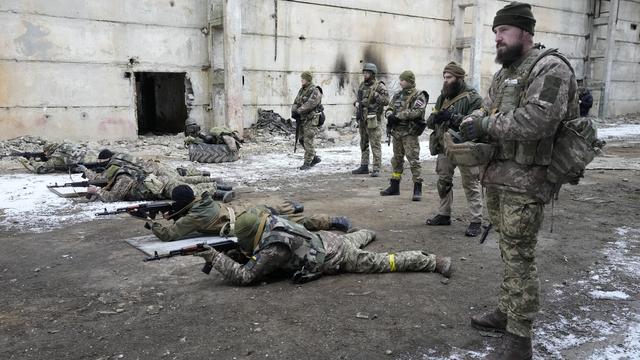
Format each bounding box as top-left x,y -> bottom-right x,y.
495,42 -> 524,67
442,79 -> 463,98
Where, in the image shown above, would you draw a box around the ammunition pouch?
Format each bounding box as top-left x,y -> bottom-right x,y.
409,118 -> 428,136
444,132 -> 496,167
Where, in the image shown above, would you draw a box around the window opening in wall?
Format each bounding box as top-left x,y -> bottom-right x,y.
135,72 -> 188,135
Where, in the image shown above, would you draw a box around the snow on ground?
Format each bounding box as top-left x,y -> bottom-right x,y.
0,173 -> 131,232
598,124 -> 640,141
535,227 -> 640,359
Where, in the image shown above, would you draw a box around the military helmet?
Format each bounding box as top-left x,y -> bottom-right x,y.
184,122 -> 201,137
443,132 -> 496,167
234,207 -> 270,254
362,63 -> 378,75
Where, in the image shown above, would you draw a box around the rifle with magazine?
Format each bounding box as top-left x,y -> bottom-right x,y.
47,180 -> 109,198
143,241 -> 238,274
0,151 -> 48,162
292,111 -> 303,153
95,200 -> 175,220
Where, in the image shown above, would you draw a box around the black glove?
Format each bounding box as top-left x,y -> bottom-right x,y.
434,110 -> 452,124
460,117 -> 487,140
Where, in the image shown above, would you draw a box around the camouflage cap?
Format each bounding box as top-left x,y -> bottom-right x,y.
301,71 -> 313,82
399,70 -> 415,84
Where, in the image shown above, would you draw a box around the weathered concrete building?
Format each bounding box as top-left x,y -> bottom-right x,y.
1,0 -> 639,140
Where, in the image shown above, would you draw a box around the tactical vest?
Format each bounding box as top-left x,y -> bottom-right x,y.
358,80 -> 382,114
103,153 -> 154,198
491,48 -> 577,166
294,84 -> 322,121
256,216 -> 326,274
53,143 -> 86,165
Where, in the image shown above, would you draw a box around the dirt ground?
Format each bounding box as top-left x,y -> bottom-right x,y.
1,140 -> 639,360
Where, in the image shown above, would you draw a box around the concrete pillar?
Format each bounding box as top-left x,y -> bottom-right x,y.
470,0 -> 483,92
223,0 -> 244,136
601,0 -> 619,118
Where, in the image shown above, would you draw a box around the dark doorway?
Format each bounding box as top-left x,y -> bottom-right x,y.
135,72 -> 187,134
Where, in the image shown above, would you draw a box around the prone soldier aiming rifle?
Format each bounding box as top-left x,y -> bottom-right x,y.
95,200 -> 175,220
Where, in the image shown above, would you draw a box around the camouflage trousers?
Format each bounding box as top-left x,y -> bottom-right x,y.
320,230 -> 437,274
300,118 -> 319,164
435,154 -> 483,222
358,121 -> 382,170
391,133 -> 422,183
161,175 -> 217,199
268,201 -> 332,231
486,188 -> 544,338
19,157 -> 68,174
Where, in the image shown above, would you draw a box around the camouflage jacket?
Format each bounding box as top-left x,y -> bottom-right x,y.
386,86 -> 428,136
20,143 -> 86,174
471,48 -> 579,203
292,84 -> 322,122
356,79 -> 390,123
426,83 -> 482,155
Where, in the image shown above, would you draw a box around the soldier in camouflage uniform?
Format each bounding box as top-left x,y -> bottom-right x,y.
381,70 -> 428,201
425,62 -> 484,237
459,3 -> 579,359
82,151 -> 232,203
351,63 -> 390,177
19,142 -> 87,174
147,185 -> 352,241
193,208 -> 453,285
292,71 -> 323,170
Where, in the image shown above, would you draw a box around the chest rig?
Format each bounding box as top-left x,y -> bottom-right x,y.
257,217 -> 326,274
491,48 -> 575,166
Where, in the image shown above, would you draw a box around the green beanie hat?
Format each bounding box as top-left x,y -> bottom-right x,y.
443,61 -> 466,78
399,70 -> 415,84
493,2 -> 536,35
301,71 -> 313,82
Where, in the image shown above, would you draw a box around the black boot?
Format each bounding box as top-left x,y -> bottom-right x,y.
351,164 -> 369,175
213,190 -> 234,203
465,222 -> 482,237
286,200 -> 304,214
330,216 -> 352,232
470,309 -> 507,333
310,156 -> 321,167
380,179 -> 400,196
299,162 -> 311,170
215,183 -> 233,191
488,332 -> 532,360
426,214 -> 451,226
370,169 -> 380,177
412,182 -> 422,201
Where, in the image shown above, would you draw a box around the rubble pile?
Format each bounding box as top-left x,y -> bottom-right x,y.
0,135 -> 49,154
253,109 -> 295,135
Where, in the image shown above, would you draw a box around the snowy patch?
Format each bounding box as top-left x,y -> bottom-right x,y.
588,317 -> 640,359
399,346 -> 491,360
598,124 -> 640,140
588,290 -> 631,300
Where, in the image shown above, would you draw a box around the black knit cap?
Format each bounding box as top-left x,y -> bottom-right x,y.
493,2 -> 536,35
172,185 -> 195,204
98,149 -> 114,160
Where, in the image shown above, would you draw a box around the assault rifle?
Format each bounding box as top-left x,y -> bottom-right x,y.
143,240 -> 238,274
47,180 -> 109,198
292,111 -> 302,153
95,200 -> 175,219
0,151 -> 48,161
54,161 -> 107,173
479,223 -> 493,244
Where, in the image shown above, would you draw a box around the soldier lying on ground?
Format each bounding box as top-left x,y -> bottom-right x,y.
18,142 -> 90,174
81,150 -> 233,203
191,207 -> 453,285
184,122 -> 243,153
145,185 -> 352,241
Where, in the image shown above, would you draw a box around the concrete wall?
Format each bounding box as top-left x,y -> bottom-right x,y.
0,0 -> 211,140
1,0 -> 639,140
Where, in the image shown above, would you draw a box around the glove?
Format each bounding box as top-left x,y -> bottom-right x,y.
460,117 -> 488,140
387,113 -> 398,122
193,245 -> 217,263
434,110 -> 452,125
144,222 -> 152,230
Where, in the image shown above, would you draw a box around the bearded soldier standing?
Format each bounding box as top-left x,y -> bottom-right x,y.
351,63 -> 390,177
381,70 -> 428,201
292,71 -> 323,170
459,3 -> 579,359
425,62 -> 484,237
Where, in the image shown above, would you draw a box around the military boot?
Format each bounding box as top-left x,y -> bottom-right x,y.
435,256 -> 452,278
370,169 -> 380,177
213,190 -> 234,203
465,222 -> 482,237
470,309 -> 507,332
488,332 -> 532,360
380,179 -> 400,196
286,200 -> 304,214
310,156 -> 322,167
299,162 -> 311,170
351,164 -> 369,175
330,216 -> 352,232
216,183 -> 233,191
425,214 -> 451,226
412,182 -> 422,201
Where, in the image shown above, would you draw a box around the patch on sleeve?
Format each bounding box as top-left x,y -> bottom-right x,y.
414,98 -> 425,108
539,75 -> 562,103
